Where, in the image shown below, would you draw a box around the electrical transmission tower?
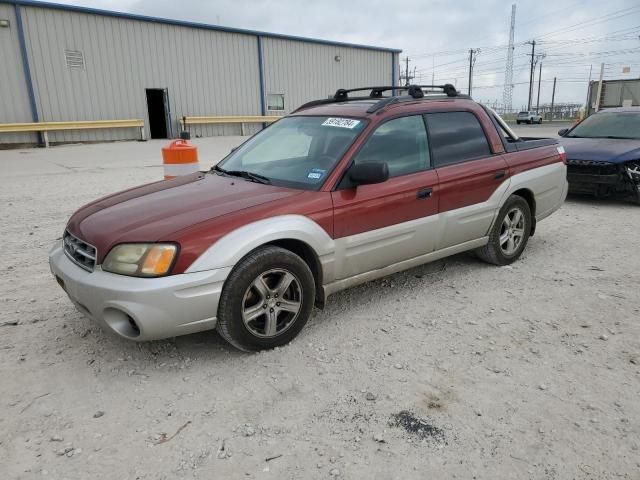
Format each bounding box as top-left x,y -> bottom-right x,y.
502,4 -> 516,113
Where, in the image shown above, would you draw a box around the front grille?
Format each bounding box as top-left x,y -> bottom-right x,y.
566,159 -> 617,176
63,230 -> 97,272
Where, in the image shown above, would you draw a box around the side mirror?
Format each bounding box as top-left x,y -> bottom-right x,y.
557,128 -> 569,137
349,162 -> 389,186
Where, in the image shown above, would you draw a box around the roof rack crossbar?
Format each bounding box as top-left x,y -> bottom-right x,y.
334,84 -> 459,101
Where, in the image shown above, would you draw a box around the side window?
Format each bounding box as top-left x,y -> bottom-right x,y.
425,111 -> 491,167
352,115 -> 429,178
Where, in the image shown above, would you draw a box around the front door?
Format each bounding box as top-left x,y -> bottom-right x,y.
331,115 -> 440,280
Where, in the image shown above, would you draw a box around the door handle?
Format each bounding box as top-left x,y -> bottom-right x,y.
494,170 -> 506,179
417,187 -> 433,199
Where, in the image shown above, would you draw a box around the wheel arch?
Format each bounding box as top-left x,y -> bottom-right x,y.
511,188 -> 537,235
185,215 -> 334,307
265,239 -> 325,308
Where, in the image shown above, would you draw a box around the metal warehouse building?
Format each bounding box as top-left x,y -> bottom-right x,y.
0,0 -> 400,146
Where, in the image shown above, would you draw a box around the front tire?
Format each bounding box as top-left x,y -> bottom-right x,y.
476,195 -> 532,266
216,246 -> 315,351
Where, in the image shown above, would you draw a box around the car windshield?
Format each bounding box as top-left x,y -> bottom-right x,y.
567,111 -> 640,140
216,116 -> 367,190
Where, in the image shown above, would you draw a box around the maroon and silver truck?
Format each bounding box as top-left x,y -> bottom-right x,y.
50,84 -> 567,351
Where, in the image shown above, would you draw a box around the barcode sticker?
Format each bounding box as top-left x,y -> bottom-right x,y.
322,118 -> 361,129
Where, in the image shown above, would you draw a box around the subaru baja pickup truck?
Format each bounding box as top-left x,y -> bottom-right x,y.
50,84 -> 567,351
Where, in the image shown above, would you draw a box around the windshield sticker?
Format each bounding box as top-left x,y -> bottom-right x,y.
307,168 -> 326,180
322,118 -> 361,129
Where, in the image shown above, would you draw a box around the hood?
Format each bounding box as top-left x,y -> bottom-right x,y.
559,137 -> 640,164
67,172 -> 303,261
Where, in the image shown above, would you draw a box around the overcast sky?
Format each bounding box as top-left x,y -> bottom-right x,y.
55,0 -> 640,109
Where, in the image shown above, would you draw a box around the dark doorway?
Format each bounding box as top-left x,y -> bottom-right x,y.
146,88 -> 169,139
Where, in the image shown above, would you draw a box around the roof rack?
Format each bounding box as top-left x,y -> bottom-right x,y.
294,84 -> 469,113
334,84 -> 459,101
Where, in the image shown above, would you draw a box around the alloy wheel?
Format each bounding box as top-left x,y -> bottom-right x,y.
499,207 -> 526,256
241,268 -> 303,338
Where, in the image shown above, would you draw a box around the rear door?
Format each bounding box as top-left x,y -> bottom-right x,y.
425,111 -> 509,249
331,115 -> 439,280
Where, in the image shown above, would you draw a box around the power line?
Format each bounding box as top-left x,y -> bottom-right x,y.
409,3 -> 640,105
532,5 -> 640,40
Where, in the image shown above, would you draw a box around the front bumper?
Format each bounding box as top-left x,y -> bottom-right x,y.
49,242 -> 232,341
567,161 -> 640,200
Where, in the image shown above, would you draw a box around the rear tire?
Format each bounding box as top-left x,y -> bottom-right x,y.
516,121 -> 521,125
476,195 -> 532,266
216,246 -> 315,351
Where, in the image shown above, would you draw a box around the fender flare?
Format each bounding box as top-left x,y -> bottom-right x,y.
185,215 -> 335,274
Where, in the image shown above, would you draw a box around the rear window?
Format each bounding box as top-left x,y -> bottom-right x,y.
425,111 -> 491,167
518,111 -> 529,115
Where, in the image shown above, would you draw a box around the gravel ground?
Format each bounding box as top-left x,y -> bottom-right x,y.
1,126 -> 639,479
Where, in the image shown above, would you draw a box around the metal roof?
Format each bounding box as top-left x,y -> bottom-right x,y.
2,0 -> 402,53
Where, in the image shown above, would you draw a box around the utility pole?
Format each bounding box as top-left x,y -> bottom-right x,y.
405,57 -> 409,86
468,49 -> 473,95
526,40 -> 536,110
595,62 -> 605,112
468,48 -> 480,96
550,77 -> 557,121
400,57 -> 415,86
431,55 -> 435,85
536,55 -> 545,113
584,64 -> 593,117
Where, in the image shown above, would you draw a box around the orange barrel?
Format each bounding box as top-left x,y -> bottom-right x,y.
161,138 -> 199,180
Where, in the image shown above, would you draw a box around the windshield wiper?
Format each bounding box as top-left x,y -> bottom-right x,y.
213,165 -> 271,184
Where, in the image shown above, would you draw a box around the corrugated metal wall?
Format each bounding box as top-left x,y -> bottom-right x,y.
0,3 -> 38,144
20,5 -> 262,142
589,79 -> 640,112
602,80 -> 640,107
262,37 -> 394,115
1,2 -> 397,145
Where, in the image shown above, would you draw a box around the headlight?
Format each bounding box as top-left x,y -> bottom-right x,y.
626,161 -> 640,182
102,243 -> 178,277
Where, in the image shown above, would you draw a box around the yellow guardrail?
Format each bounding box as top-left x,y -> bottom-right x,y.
0,119 -> 145,147
181,115 -> 280,135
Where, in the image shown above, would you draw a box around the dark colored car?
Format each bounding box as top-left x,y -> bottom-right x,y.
558,107 -> 640,204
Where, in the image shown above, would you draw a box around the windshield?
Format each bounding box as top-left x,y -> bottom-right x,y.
216,116 -> 367,190
567,111 -> 640,140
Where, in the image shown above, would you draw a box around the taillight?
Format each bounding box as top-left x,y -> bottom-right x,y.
556,145 -> 567,164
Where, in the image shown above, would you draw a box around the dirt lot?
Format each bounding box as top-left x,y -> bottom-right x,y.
1,127 -> 639,479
